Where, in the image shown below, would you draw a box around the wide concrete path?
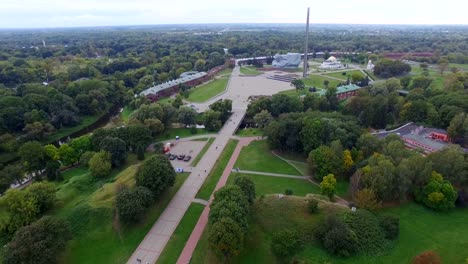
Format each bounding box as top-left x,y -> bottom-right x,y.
176,137 -> 256,264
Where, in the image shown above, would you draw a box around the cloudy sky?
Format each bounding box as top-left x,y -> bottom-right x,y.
1,0 -> 466,28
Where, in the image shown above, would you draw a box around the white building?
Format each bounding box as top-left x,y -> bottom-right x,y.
320,56 -> 344,69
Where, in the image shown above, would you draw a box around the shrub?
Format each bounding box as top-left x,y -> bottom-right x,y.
79,151 -> 95,166
379,215 -> 400,239
307,198 -> 319,214
284,189 -> 293,195
89,151 -> 112,178
412,250 -> 441,264
315,215 -> 358,257
342,210 -> 387,255
271,229 -> 303,261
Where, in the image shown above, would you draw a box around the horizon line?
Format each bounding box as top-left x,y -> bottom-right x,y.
1,22 -> 467,30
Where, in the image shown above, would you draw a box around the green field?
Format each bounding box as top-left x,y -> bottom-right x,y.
191,195 -> 344,264
303,75 -> 342,89
409,66 -> 445,90
278,88 -> 313,97
192,194 -> 468,264
229,173 -> 320,197
156,127 -> 213,141
323,70 -> 365,81
156,203 -> 205,264
187,77 -> 229,103
191,138 -> 215,166
240,66 -> 262,76
234,140 -> 301,175
215,68 -> 233,77
0,154 -> 192,264
235,128 -> 263,137
196,139 -> 238,200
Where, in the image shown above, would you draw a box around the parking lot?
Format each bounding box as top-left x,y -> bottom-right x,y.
166,140 -> 207,170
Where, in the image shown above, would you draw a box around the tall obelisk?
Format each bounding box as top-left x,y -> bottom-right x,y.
303,7 -> 310,78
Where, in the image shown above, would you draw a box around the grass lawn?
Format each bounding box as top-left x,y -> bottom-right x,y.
299,203 -> 468,264
235,128 -> 263,137
157,96 -> 174,105
45,115 -> 100,143
156,127 -> 214,141
324,70 -> 365,80
120,106 -> 135,124
55,165 -> 190,264
191,195 -> 345,264
191,138 -> 215,166
240,66 -> 262,76
187,78 -> 229,103
216,68 -> 233,77
156,203 -> 205,264
303,74 -> 342,89
234,140 -> 301,175
229,173 -> 320,197
278,88 -> 313,97
196,139 -> 238,200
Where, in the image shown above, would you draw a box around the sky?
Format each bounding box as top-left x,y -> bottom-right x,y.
0,0 -> 467,28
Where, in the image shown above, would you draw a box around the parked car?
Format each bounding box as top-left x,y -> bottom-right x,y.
183,155 -> 192,162
177,154 -> 186,160
169,155 -> 177,160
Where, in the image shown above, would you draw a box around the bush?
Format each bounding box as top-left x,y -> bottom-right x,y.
412,250 -> 441,264
315,215 -> 358,257
271,229 -> 303,261
379,215 -> 400,239
307,198 -> 319,214
342,210 -> 387,255
79,151 -> 95,166
284,189 -> 293,195
116,186 -> 153,224
89,151 -> 112,178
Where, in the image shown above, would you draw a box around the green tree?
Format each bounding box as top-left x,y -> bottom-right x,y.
416,171 -> 457,211
211,185 -> 249,213
69,135 -> 92,156
315,215 -> 358,257
320,174 -> 337,200
19,141 -> 46,173
209,99 -> 232,123
233,176 -> 256,204
172,94 -> 183,108
428,146 -> 467,185
116,186 -> 153,224
177,107 -> 197,126
325,86 -> 338,110
290,78 -> 305,92
203,110 -> 222,131
209,200 -> 248,230
1,189 -> 38,233
99,136 -> 127,167
253,110 -> 273,129
270,94 -> 303,117
3,216 -> 72,264
89,151 -> 112,178
343,149 -> 354,174
143,118 -> 164,136
58,143 -> 79,166
0,165 -> 23,194
127,124 -> 152,154
136,155 -> 176,197
44,144 -> 60,161
308,145 -> 336,181
271,229 -> 303,261
208,217 -> 244,260
438,58 -> 449,76
354,188 -> 380,210
26,182 -> 56,214
351,72 -> 364,83
23,121 -> 55,140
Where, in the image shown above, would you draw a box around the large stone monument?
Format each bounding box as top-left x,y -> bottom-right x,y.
272,53 -> 301,68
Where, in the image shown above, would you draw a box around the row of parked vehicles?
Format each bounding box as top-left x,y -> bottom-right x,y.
166,153 -> 192,162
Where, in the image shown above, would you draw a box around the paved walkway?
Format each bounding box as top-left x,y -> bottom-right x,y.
231,169 -> 306,179
192,198 -> 209,206
176,137 -> 256,264
127,109 -> 246,264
